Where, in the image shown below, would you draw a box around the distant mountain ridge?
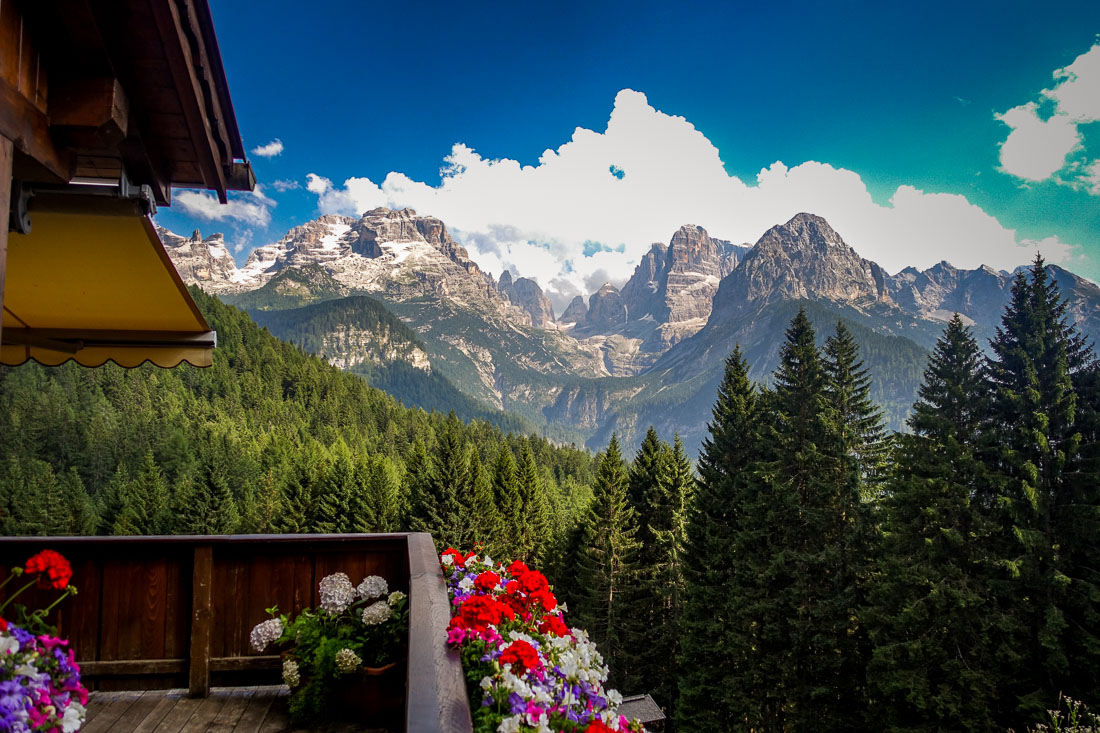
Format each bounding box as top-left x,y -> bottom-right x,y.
162,208 -> 1100,452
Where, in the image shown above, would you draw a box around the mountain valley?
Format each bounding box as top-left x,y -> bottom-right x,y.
161,209 -> 1100,452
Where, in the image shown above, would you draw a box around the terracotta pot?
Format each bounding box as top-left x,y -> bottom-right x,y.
329,660 -> 405,728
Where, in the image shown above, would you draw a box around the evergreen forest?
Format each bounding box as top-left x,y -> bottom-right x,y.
2,259 -> 1099,731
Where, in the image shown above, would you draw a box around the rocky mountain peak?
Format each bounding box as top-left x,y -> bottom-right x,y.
586,283 -> 627,331
711,213 -> 892,318
559,295 -> 588,324
158,225 -> 240,289
496,271 -> 556,327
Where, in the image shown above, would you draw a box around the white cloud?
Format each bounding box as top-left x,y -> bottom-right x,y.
997,41 -> 1100,190
175,188 -> 273,227
995,103 -> 1081,181
1042,43 -> 1100,122
251,138 -> 284,157
1083,160 -> 1100,196
271,179 -> 300,192
306,89 -> 1082,303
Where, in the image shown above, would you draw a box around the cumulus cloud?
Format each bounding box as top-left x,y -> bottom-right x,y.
1042,43 -> 1100,122
251,138 -> 284,157
996,103 -> 1081,181
997,41 -> 1100,190
175,187 -> 273,227
271,179 -> 300,192
306,89 -> 1082,303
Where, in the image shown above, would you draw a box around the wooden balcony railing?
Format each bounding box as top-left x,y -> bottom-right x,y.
0,532 -> 473,733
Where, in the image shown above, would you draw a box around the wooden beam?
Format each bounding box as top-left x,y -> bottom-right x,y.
0,77 -> 70,181
188,544 -> 213,698
148,0 -> 227,202
49,77 -> 129,149
209,655 -> 281,672
79,659 -> 187,676
406,533 -> 474,733
0,136 -> 11,356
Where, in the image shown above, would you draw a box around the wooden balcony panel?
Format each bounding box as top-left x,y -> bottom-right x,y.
0,533 -> 473,733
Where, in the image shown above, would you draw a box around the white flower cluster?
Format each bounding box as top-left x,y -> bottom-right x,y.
361,600 -> 392,626
388,590 -> 406,604
282,658 -> 300,687
357,575 -> 388,600
318,572 -> 356,615
334,648 -> 362,674
248,618 -> 284,652
550,628 -> 608,686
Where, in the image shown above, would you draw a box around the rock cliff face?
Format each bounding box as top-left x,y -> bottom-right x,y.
578,225 -> 746,348
710,213 -> 892,321
157,227 -> 242,289
585,284 -> 628,331
559,295 -> 588,324
497,271 -> 556,328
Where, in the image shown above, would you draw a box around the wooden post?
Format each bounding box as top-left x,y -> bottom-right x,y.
0,135 -> 11,353
188,544 -> 213,697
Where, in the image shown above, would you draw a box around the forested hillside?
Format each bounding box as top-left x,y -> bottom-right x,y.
249,295 -> 582,441
0,290 -> 594,548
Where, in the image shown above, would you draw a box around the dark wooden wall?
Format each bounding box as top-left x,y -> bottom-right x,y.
0,533 -> 472,732
0,534 -> 408,690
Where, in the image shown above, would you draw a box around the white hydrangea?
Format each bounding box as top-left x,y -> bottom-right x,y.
318,572 -> 356,615
282,658 -> 300,687
334,648 -> 362,674
361,600 -> 392,626
356,575 -> 388,601
249,618 -> 284,652
388,590 -> 406,604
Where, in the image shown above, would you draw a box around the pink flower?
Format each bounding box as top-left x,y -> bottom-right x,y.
446,626 -> 467,645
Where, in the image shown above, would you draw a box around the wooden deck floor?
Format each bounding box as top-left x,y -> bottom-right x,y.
82,686 -> 389,733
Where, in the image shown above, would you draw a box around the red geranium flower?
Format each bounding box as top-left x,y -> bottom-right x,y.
24,549 -> 72,590
537,613 -> 570,637
474,571 -> 500,593
506,560 -> 530,576
448,594 -> 515,633
585,720 -> 615,733
0,617 -> 7,632
441,548 -> 467,569
499,639 -> 541,676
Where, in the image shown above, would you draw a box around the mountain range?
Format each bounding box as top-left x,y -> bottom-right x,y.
159,208 -> 1100,452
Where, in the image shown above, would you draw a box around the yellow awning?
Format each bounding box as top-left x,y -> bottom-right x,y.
1,208 -> 215,368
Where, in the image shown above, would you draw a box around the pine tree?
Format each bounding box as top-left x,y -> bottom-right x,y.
983,256 -> 1097,722
679,346 -> 768,730
491,446 -> 523,558
114,450 -> 169,535
756,309 -> 869,730
516,442 -> 550,563
402,439 -> 432,532
575,434 -> 641,691
60,468 -> 97,535
97,463 -> 130,535
277,456 -> 316,534
868,314 -> 999,731
359,455 -> 401,532
314,444 -> 355,533
624,427 -> 692,715
1064,361 -> 1100,695
468,448 -> 504,556
823,321 -> 889,494
414,418 -> 469,549
174,460 -> 239,535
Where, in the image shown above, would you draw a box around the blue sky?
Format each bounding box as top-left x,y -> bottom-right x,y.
156,0 -> 1100,306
